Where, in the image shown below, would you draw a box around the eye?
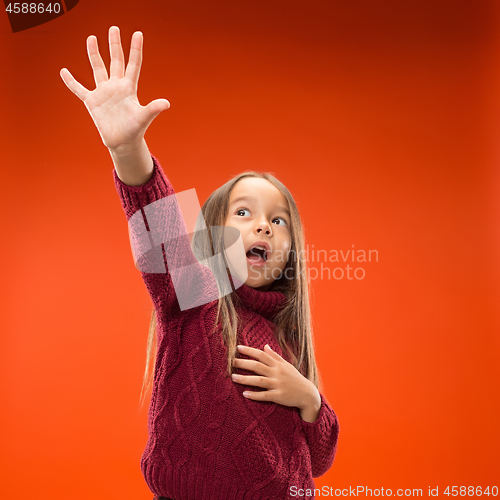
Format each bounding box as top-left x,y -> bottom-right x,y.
235,208 -> 251,217
272,217 -> 287,227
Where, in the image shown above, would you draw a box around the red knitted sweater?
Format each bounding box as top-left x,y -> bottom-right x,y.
113,155 -> 340,500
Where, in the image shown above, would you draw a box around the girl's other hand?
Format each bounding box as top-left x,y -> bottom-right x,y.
232,344 -> 322,421
60,26 -> 170,153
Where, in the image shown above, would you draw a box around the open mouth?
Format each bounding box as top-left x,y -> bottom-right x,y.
246,245 -> 269,264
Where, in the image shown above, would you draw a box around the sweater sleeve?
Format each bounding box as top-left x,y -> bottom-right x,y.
298,392 -> 340,478
112,154 -> 218,323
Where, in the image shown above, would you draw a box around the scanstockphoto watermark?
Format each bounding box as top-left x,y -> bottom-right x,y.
289,485 -> 498,497
247,244 -> 379,282
289,485 -> 425,497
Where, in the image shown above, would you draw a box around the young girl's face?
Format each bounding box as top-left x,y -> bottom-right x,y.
225,177 -> 291,291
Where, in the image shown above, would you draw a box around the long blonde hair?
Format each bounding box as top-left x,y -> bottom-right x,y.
139,171 -> 322,408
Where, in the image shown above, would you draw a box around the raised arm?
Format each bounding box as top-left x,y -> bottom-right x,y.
113,154 -> 222,325
60,26 -> 224,332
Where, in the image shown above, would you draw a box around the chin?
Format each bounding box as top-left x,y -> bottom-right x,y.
256,282 -> 275,292
245,280 -> 265,289
245,279 -> 270,291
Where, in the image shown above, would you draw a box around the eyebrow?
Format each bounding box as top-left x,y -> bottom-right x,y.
230,195 -> 291,217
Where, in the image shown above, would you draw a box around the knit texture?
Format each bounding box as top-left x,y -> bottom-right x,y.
113,155 -> 340,500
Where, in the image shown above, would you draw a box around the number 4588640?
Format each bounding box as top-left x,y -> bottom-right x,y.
5,3 -> 61,14
444,486 -> 498,497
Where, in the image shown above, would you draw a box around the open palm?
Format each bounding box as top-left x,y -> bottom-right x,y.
60,26 -> 169,151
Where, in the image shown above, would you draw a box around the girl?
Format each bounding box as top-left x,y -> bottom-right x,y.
60,26 -> 339,500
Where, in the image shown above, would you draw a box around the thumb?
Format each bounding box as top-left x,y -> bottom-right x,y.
149,98 -> 170,113
139,98 -> 170,129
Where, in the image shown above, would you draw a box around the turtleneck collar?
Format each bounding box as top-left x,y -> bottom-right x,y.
233,282 -> 287,320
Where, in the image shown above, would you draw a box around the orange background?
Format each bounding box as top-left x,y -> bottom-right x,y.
1,1 -> 499,499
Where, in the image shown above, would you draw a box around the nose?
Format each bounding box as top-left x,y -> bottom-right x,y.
255,218 -> 272,236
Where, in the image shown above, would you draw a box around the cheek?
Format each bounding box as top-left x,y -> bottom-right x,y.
283,234 -> 291,253
275,236 -> 291,268
225,218 -> 242,233
225,220 -> 247,246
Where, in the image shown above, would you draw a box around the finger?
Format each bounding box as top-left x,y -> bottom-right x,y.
237,345 -> 263,356
232,374 -> 271,389
243,389 -> 271,401
109,26 -> 125,79
137,99 -> 170,130
233,358 -> 271,376
237,345 -> 273,365
60,68 -> 90,101
87,34 -> 108,86
125,31 -> 143,88
264,344 -> 284,361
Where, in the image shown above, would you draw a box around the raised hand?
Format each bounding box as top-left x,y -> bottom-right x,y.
60,26 -> 170,152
